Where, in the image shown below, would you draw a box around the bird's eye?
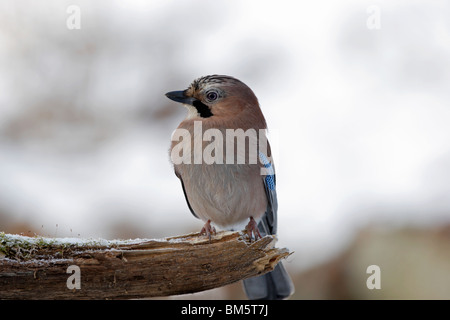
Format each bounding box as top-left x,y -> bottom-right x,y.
205,90 -> 219,102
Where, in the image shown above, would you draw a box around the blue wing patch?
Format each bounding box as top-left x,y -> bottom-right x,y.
259,152 -> 275,190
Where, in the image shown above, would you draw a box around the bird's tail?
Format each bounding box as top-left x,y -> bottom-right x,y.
242,194 -> 294,299
242,216 -> 294,300
243,262 -> 294,300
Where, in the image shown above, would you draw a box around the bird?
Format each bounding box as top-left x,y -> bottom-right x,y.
165,75 -> 294,300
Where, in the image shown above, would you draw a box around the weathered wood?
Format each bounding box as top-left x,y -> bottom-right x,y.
0,231 -> 291,299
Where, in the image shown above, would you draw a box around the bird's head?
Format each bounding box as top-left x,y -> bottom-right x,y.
165,75 -> 266,128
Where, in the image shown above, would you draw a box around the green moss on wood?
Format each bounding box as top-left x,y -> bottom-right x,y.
0,232 -> 112,261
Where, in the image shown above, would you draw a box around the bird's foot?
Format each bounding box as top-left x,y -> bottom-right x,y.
200,219 -> 216,242
245,217 -> 262,242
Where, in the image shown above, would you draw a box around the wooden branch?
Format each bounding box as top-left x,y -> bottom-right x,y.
0,231 -> 291,299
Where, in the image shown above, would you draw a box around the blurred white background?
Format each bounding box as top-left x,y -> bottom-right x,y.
1,0 -> 449,299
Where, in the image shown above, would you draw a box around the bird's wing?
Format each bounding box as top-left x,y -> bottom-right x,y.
258,152 -> 278,236
174,169 -> 199,219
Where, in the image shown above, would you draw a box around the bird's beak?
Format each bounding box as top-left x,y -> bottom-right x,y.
165,90 -> 196,106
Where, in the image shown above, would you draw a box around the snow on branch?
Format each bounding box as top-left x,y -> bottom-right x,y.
0,231 -> 291,299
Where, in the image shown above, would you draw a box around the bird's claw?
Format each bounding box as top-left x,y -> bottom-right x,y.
200,219 -> 216,242
245,217 -> 262,242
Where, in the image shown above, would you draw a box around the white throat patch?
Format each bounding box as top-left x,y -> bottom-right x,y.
184,104 -> 200,119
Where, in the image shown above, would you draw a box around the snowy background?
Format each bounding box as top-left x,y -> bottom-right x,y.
1,0 -> 450,298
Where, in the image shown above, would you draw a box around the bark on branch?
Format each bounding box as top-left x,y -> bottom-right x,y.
0,231 -> 291,299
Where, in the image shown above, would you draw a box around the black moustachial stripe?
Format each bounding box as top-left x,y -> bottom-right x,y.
193,100 -> 213,118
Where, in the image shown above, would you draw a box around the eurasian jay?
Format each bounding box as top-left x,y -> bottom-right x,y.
165,75 -> 294,300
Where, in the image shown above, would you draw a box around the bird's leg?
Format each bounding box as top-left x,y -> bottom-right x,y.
245,216 -> 262,242
200,219 -> 216,242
